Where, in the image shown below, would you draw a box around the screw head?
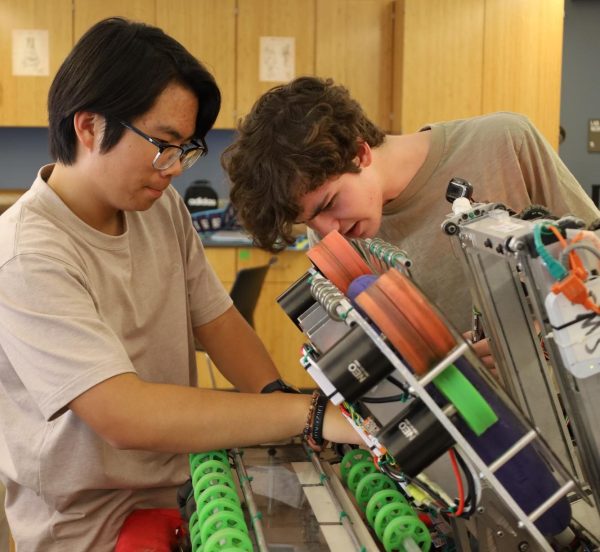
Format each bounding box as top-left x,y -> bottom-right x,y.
518,541 -> 530,551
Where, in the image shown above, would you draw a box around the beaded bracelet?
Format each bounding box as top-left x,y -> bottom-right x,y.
304,390 -> 329,452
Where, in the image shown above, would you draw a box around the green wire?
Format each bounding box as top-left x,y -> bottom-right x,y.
534,223 -> 567,281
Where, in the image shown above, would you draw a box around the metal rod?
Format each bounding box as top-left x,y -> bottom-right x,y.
527,481 -> 576,524
418,342 -> 469,387
487,430 -> 537,474
230,449 -> 268,552
301,443 -> 365,552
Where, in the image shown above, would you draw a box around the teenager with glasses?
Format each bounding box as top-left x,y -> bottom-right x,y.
0,19 -> 359,551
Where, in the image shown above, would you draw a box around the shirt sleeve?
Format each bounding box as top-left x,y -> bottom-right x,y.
0,253 -> 136,421
514,115 -> 600,223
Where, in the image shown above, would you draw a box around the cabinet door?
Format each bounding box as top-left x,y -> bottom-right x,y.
203,247 -> 237,287
255,281 -> 315,388
482,0 -> 564,149
73,0 -> 155,41
236,0 -> 316,121
316,0 -> 394,131
237,248 -> 313,388
0,0 -> 72,126
393,0 -> 484,133
158,0 -> 236,129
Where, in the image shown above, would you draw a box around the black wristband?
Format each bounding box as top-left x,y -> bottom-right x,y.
260,378 -> 300,394
311,392 -> 329,447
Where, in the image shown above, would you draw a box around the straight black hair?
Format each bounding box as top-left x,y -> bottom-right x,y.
48,17 -> 221,164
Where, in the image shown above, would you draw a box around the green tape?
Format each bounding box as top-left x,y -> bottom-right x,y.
433,364 -> 498,436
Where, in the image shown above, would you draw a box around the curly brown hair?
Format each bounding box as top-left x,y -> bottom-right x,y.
222,77 -> 385,251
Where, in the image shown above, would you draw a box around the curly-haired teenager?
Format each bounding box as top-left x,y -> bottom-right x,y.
224,76 -> 599,332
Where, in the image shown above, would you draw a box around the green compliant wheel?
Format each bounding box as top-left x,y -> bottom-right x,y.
191,524 -> 203,551
189,511 -> 202,543
198,497 -> 244,530
192,459 -> 231,487
365,489 -> 408,526
346,460 -> 377,493
190,450 -> 229,472
382,515 -> 431,552
374,502 -> 416,540
203,527 -> 253,552
200,510 -> 248,545
340,449 -> 372,484
195,472 -> 236,496
195,484 -> 240,511
354,473 -> 397,511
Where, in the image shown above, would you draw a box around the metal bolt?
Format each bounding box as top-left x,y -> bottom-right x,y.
477,506 -> 485,514
496,530 -> 504,538
518,541 -> 530,551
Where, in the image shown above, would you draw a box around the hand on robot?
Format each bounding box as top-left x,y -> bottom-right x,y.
464,332 -> 498,380
321,406 -> 364,450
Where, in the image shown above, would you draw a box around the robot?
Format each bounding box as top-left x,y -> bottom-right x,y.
275,181 -> 600,551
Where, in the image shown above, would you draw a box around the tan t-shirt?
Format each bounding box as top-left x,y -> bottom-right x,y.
309,113 -> 599,331
378,112 -> 599,330
0,165 -> 232,551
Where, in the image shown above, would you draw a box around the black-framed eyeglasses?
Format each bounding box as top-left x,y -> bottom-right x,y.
118,120 -> 208,171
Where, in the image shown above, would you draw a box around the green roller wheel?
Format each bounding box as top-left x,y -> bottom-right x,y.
374,502 -> 416,540
195,472 -> 236,496
190,450 -> 229,472
365,489 -> 408,526
382,515 -> 431,552
354,473 -> 397,511
346,460 -> 377,493
195,484 -> 240,511
433,364 -> 497,436
189,511 -> 202,542
340,449 -> 372,484
200,510 -> 248,544
192,459 -> 231,487
203,527 -> 253,552
191,524 -> 203,551
198,497 -> 244,530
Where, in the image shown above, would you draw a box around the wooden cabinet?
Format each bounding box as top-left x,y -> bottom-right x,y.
393,0 -> 484,134
235,0 -> 394,128
73,0 -> 155,40
482,0 -> 564,149
316,0 -> 394,131
236,0 -> 316,121
197,247 -> 314,389
158,0 -> 236,129
0,0 -> 72,126
393,0 -> 564,149
1,0 -> 565,145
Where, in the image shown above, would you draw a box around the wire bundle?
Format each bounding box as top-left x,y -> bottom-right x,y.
188,450 -> 253,552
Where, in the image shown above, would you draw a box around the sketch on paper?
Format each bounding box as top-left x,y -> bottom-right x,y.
259,36 -> 295,82
12,30 -> 50,77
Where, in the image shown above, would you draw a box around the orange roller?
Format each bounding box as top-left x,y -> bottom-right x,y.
378,269 -> 456,357
355,282 -> 437,375
307,230 -> 372,293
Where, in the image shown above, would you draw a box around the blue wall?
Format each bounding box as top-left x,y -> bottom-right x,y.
0,126 -> 236,200
560,0 -> 600,198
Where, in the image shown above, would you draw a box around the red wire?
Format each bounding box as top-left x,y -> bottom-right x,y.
448,448 -> 465,517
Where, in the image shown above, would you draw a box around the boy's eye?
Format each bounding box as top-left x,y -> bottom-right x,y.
323,198 -> 334,211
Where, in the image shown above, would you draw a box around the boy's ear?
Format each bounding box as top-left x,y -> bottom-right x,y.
73,111 -> 104,152
355,140 -> 372,169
